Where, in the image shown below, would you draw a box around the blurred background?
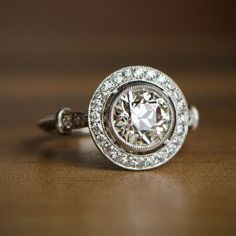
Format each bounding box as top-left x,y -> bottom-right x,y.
0,0 -> 235,117
0,1 -> 235,236
0,0 -> 235,74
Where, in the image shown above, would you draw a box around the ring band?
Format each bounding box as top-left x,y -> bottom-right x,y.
38,66 -> 199,170
38,108 -> 88,134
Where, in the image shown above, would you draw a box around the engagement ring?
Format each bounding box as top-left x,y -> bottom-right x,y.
38,66 -> 199,170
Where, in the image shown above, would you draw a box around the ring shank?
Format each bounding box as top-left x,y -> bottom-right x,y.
188,105 -> 199,130
38,115 -> 57,132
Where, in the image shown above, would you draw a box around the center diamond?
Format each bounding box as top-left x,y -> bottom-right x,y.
110,84 -> 174,152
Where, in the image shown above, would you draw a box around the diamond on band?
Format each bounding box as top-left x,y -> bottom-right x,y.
38,108 -> 88,134
38,66 -> 199,170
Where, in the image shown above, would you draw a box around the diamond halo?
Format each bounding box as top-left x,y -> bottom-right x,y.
88,66 -> 189,170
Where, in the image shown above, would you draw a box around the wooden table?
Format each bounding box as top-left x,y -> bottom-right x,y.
0,64 -> 236,235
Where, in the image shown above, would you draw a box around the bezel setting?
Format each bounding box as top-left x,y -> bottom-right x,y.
88,66 -> 189,170
107,82 -> 176,153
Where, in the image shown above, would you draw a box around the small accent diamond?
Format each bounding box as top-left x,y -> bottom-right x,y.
62,114 -> 73,129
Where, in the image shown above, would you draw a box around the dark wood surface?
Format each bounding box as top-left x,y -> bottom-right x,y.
0,1 -> 236,234
0,65 -> 236,236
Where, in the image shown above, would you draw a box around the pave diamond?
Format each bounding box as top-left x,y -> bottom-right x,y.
110,84 -> 175,152
62,114 -> 73,129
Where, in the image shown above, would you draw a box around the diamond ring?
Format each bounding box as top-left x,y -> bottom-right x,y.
38,66 -> 199,170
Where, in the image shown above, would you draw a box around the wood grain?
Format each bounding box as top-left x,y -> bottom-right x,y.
0,68 -> 235,236
0,0 -> 235,234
